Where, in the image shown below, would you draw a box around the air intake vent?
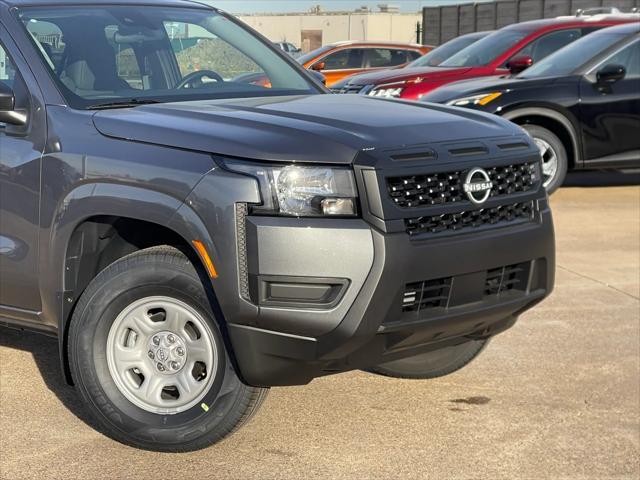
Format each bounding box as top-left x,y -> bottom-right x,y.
391,150 -> 436,162
485,263 -> 528,296
498,142 -> 529,151
402,278 -> 452,313
449,146 -> 488,156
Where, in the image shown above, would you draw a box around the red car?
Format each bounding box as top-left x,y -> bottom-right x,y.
332,11 -> 640,100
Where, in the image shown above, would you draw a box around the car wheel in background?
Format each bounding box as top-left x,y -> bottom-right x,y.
524,124 -> 568,194
68,246 -> 268,452
365,339 -> 489,380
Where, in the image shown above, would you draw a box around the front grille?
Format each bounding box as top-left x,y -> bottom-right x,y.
401,262 -> 530,315
332,84 -> 366,94
387,162 -> 538,209
405,201 -> 534,236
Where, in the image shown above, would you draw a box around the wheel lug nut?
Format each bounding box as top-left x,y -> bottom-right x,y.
157,363 -> 165,372
176,347 -> 185,356
170,361 -> 180,370
152,336 -> 160,346
148,351 -> 155,359
167,334 -> 175,344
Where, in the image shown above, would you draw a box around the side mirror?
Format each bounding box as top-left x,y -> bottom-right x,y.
310,70 -> 327,85
311,62 -> 326,72
597,64 -> 625,84
0,83 -> 27,126
507,55 -> 534,75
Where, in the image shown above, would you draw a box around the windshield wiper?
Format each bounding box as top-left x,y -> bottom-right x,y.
87,98 -> 163,110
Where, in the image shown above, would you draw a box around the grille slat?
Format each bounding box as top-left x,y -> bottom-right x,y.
405,202 -> 535,237
387,162 -> 538,209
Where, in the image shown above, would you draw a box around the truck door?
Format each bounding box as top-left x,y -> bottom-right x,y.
0,27 -> 45,315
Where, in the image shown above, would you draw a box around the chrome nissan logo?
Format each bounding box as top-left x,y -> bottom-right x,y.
463,168 -> 493,204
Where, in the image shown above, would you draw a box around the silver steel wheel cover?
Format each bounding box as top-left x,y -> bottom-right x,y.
106,296 -> 218,415
534,137 -> 559,188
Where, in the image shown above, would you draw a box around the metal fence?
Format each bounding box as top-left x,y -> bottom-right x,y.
422,0 -> 640,45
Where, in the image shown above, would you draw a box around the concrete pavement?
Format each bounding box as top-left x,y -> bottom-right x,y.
1,173 -> 639,480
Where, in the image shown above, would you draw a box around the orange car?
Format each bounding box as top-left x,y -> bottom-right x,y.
296,41 -> 433,86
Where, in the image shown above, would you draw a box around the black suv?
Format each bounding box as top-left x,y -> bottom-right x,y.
424,23 -> 640,193
0,0 -> 555,451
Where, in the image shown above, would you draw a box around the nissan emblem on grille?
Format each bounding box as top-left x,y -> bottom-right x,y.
463,168 -> 493,204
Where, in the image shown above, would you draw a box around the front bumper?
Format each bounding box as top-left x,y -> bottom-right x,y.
227,204 -> 554,387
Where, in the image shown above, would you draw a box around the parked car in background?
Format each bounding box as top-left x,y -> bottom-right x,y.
296,41 -> 433,86
424,23 -> 640,193
275,41 -> 302,58
332,12 -> 639,99
407,31 -> 493,68
332,31 -> 492,93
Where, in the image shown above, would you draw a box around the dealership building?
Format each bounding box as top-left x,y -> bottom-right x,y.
209,4 -> 423,52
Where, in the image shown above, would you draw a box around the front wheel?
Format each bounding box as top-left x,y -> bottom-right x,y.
523,124 -> 568,194
366,339 -> 489,380
68,246 -> 267,452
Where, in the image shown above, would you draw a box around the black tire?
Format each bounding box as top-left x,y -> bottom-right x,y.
68,246 -> 268,452
523,124 -> 568,195
366,339 -> 489,380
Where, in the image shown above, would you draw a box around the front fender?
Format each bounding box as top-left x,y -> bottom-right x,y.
39,179 -> 215,351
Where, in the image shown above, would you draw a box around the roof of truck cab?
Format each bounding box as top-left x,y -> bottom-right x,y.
0,0 -> 210,8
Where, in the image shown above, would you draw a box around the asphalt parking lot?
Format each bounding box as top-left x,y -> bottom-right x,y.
1,171 -> 638,480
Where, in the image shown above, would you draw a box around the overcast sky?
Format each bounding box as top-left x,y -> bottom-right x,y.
204,0 -> 486,14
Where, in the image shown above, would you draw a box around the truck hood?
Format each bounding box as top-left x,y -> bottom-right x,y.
93,94 -> 520,164
336,66 -> 474,87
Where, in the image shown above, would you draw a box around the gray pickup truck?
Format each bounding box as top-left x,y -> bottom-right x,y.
0,0 -> 555,452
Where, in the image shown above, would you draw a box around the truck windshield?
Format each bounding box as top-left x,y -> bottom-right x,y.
440,29 -> 529,68
18,6 -> 318,109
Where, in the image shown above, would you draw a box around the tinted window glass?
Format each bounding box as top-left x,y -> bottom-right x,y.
367,49 -> 411,68
515,29 -> 582,63
605,40 -> 640,77
321,48 -> 365,70
520,31 -> 631,78
441,29 -> 529,67
410,33 -> 487,67
19,6 -> 316,109
407,50 -> 422,62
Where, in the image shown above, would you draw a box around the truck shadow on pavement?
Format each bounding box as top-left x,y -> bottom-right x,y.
0,327 -> 111,437
563,170 -> 640,188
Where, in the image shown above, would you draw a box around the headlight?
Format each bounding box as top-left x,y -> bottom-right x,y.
224,160 -> 358,217
447,92 -> 502,107
368,87 -> 404,98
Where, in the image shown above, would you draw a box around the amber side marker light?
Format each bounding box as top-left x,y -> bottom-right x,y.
192,240 -> 218,279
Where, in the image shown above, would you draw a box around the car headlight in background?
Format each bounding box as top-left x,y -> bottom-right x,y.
224,161 -> 358,217
368,87 -> 404,98
447,92 -> 503,107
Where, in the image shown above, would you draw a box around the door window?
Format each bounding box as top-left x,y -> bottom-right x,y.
604,41 -> 640,77
516,29 -> 582,63
367,49 -> 412,68
0,44 -> 17,89
320,49 -> 365,70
